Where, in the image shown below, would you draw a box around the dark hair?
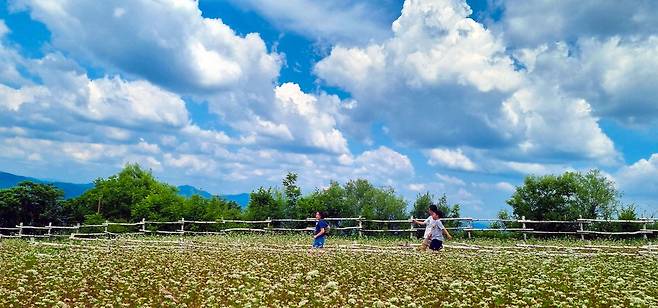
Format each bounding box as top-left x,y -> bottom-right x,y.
316,211 -> 327,219
429,204 -> 438,215
428,204 -> 443,218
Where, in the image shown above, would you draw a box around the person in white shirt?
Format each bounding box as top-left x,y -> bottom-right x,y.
412,204 -> 452,251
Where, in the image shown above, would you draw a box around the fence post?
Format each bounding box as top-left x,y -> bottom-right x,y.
467,218 -> 472,239
409,216 -> 414,240
267,217 -> 272,234
74,223 -> 80,238
47,222 -> 52,239
104,220 -> 109,236
522,216 -> 527,241
579,215 -> 584,241
141,218 -> 146,233
643,220 -> 648,240
180,218 -> 185,234
358,216 -> 363,238
18,222 -> 23,237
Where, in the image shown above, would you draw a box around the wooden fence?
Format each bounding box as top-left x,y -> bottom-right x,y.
0,216 -> 656,240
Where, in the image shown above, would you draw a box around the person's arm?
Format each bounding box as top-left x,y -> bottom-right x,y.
411,218 -> 427,225
442,228 -> 452,240
314,227 -> 325,239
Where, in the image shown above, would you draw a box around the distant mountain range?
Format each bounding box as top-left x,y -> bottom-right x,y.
0,171 -> 249,207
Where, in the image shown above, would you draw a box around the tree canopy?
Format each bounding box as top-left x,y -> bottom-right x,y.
507,169 -> 621,221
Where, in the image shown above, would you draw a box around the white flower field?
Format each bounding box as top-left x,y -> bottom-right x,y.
1,235 -> 657,307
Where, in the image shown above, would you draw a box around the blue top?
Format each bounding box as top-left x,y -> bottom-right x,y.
315,219 -> 329,238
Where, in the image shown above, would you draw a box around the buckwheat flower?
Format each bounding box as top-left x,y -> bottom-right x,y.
325,281 -> 338,290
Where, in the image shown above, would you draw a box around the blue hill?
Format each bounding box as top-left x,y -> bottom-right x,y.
177,185 -> 213,199
167,185 -> 249,207
0,171 -> 249,207
0,171 -> 93,199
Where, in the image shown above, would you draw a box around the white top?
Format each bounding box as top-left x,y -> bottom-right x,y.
424,216 -> 445,241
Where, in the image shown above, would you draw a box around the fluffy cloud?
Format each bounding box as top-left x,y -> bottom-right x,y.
352,146 -> 414,180
12,0 -> 281,95
11,0 -> 360,155
514,37 -> 658,125
255,82 -> 349,154
616,154 -> 658,198
316,0 -> 617,163
316,0 -> 522,93
498,84 -> 617,162
0,54 -> 191,143
494,0 -> 658,47
426,148 -> 477,171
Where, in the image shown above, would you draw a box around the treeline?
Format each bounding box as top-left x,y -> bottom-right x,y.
0,164 -> 460,227
496,169 -> 645,232
0,164 -> 644,230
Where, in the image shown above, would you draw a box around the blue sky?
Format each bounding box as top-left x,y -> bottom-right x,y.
1,0 -> 657,217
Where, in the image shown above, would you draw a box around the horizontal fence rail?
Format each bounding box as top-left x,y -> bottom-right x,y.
0,216 -> 656,240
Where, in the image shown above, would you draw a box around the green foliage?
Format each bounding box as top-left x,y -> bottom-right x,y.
0,181 -> 64,226
282,172 -> 301,217
83,213 -> 105,225
616,204 -> 640,232
507,169 -> 620,221
245,187 -> 284,220
345,179 -> 407,220
205,197 -> 243,221
436,194 -> 460,220
71,163 -> 170,222
573,169 -> 619,219
64,163 -> 243,223
1,165 -> 443,227
411,192 -> 432,219
301,181 -> 351,218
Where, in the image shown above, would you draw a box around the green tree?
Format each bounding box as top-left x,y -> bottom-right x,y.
411,192 -> 433,219
70,163 -> 182,222
297,181 -> 351,219
573,169 -> 619,220
282,172 -> 302,217
617,204 -> 640,232
344,179 -> 374,218
507,169 -> 622,224
203,197 -> 242,221
131,183 -> 183,221
359,185 -> 407,220
296,179 -> 408,220
436,194 -> 460,220
245,187 -> 283,220
0,181 -> 64,226
507,172 -> 580,221
317,181 -> 349,218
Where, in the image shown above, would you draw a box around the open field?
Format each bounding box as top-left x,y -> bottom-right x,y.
1,235 -> 657,307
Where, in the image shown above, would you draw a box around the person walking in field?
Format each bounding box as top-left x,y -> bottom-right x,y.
412,204 -> 452,251
312,211 -> 329,248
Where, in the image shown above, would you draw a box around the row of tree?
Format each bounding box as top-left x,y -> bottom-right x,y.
0,164 -> 642,231
0,164 -> 460,227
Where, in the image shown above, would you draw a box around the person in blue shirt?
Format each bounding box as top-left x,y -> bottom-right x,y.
312,211 -> 329,248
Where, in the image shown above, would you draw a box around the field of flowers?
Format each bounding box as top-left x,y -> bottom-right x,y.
1,235 -> 657,307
